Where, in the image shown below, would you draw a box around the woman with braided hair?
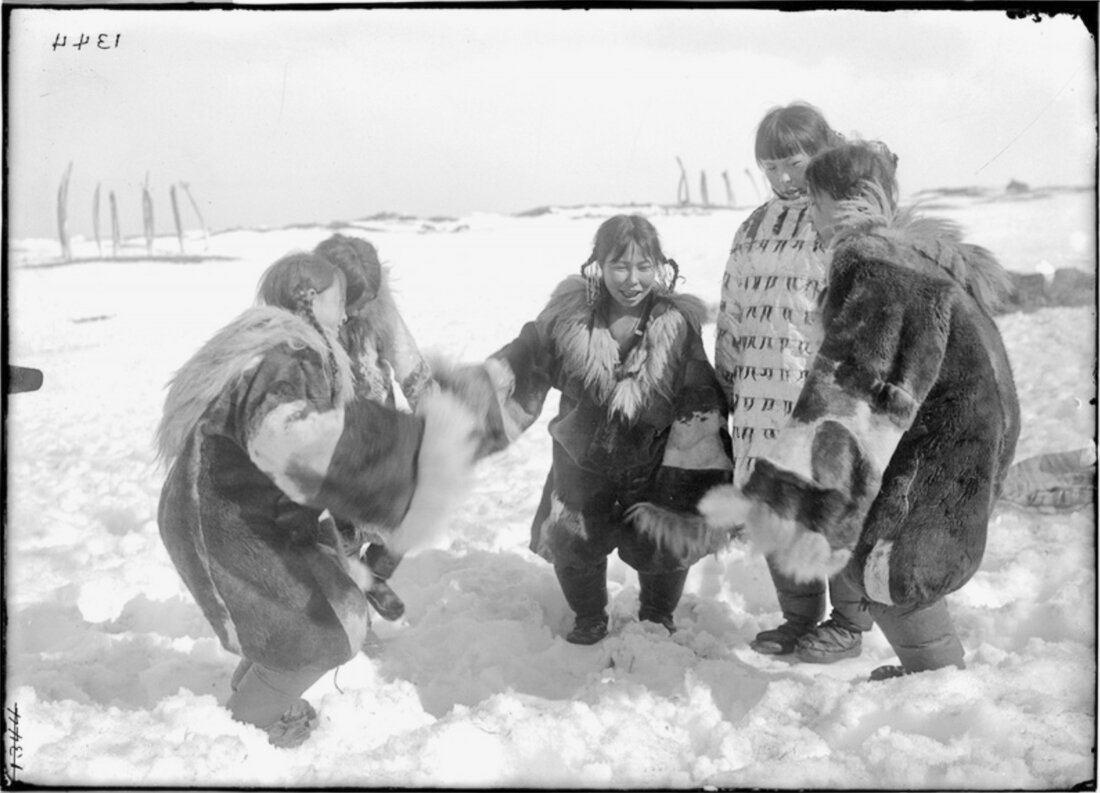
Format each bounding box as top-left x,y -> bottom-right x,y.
155,252 -> 480,745
438,215 -> 733,644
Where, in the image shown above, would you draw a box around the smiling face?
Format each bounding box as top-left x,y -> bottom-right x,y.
761,152 -> 812,200
602,241 -> 657,311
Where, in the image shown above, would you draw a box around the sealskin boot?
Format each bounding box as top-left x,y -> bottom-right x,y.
793,618 -> 863,663
566,614 -> 610,645
750,620 -> 816,655
556,562 -> 609,645
638,569 -> 688,634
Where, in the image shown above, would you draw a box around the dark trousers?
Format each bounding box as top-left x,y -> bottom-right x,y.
866,598 -> 966,672
554,559 -> 689,621
766,554 -> 874,633
227,660 -> 327,728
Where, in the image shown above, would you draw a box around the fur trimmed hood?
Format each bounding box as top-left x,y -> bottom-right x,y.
830,185 -> 1013,314
539,275 -> 707,421
155,306 -> 355,467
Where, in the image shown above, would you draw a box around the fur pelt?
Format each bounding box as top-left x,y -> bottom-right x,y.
155,306 -> 354,467
383,389 -> 480,556
716,198 -> 1020,603
539,276 -> 707,421
832,184 -> 1013,315
697,484 -> 850,582
626,501 -> 737,561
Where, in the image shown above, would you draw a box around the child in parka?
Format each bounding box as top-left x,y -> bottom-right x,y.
313,234 -> 434,623
715,102 -> 874,662
702,142 -> 1021,679
156,252 -> 479,745
441,215 -> 733,644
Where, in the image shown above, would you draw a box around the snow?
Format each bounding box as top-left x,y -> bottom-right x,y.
5,190 -> 1096,788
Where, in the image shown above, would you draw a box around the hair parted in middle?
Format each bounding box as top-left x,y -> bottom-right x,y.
754,101 -> 844,163
580,214 -> 680,306
804,141 -> 901,207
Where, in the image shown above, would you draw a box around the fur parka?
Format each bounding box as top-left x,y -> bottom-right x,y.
155,306 -> 478,673
701,197 -> 1021,608
483,276 -> 733,571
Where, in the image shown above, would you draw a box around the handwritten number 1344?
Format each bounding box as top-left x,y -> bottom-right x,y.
52,33 -> 121,50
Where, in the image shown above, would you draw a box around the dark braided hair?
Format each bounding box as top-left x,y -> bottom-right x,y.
581,215 -> 679,305
256,252 -> 347,400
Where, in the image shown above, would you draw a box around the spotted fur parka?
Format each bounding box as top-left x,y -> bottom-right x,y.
155,306 -> 478,673
702,194 -> 1021,608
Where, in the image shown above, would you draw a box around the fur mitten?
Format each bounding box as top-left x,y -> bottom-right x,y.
698,484 -> 850,583
429,357 -> 511,459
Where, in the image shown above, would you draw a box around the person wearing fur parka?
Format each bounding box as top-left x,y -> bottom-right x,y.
155,252 -> 479,745
314,233 -> 435,625
440,216 -> 733,645
701,143 -> 1021,680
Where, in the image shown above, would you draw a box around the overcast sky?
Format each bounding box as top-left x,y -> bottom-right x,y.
7,6 -> 1095,239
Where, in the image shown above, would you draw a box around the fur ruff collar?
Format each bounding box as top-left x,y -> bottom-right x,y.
831,184 -> 1012,313
155,306 -> 355,466
540,276 -> 706,422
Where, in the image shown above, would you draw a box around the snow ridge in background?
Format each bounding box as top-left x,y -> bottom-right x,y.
5,190 -> 1096,789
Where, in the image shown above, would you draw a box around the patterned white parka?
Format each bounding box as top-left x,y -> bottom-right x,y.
715,193 -> 828,487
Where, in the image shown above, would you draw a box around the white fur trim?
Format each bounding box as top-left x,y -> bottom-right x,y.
553,298 -> 684,422
774,531 -> 850,584
697,484 -> 753,532
385,391 -> 479,556
863,539 -> 894,605
248,401 -> 345,505
627,502 -> 730,559
701,485 -> 848,583
548,491 -> 587,539
156,306 -> 355,467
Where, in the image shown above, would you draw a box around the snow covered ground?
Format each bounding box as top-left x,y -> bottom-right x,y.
5,189 -> 1096,788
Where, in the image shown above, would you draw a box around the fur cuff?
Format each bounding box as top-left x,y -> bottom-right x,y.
698,484 -> 849,582
697,484 -> 753,531
385,391 -> 479,556
626,501 -> 735,561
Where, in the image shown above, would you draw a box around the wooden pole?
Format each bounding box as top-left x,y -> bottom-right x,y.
93,182 -> 102,256
180,182 -> 209,249
142,173 -> 155,255
110,191 -> 121,257
676,157 -> 690,206
57,161 -> 74,261
170,184 -> 185,253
